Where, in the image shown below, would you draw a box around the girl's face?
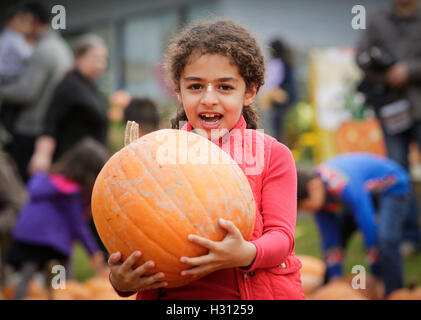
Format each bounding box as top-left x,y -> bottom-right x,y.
177,54 -> 256,139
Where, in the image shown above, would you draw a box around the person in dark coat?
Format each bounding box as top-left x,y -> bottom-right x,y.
28,33 -> 109,174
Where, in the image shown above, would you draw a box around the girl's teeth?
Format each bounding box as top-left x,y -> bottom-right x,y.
200,114 -> 222,121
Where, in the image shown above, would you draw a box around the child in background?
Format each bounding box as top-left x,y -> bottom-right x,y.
108,19 -> 304,300
6,138 -> 107,299
123,97 -> 160,135
297,152 -> 413,297
107,94 -> 160,155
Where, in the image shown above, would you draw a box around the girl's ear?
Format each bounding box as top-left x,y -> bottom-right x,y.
173,80 -> 182,103
244,83 -> 257,106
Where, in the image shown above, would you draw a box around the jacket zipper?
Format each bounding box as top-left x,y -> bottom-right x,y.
243,272 -> 252,300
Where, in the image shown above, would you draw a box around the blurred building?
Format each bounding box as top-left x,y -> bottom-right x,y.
0,0 -> 387,106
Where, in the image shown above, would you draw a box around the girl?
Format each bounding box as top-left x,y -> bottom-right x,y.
6,137 -> 107,299
108,19 -> 304,300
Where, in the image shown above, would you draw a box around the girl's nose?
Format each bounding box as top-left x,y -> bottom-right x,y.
200,84 -> 218,105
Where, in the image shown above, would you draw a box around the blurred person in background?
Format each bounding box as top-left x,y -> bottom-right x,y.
356,0 -> 421,256
107,95 -> 161,155
6,138 -> 107,300
0,1 -> 73,183
0,123 -> 27,287
0,4 -> 35,162
258,38 -> 297,143
297,153 -> 413,297
0,4 -> 34,85
28,33 -> 109,174
123,97 -> 160,136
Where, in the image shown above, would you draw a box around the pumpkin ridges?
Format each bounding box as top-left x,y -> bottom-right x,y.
106,172 -> 188,268
99,140 -> 214,275
143,130 -> 248,240
175,163 -> 225,237
208,164 -> 255,240
133,137 -> 217,239
211,156 -> 255,240
122,146 -> 195,247
92,173 -> 135,258
94,164 -> 187,272
124,145 -> 218,260
92,129 -> 256,287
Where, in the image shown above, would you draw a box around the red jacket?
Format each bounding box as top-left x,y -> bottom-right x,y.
205,116 -> 304,300
114,116 -> 304,300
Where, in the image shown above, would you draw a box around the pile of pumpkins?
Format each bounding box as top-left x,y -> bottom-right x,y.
0,272 -> 136,300
298,254 -> 421,300
2,255 -> 420,300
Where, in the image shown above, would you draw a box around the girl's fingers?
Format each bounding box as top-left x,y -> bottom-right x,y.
131,260 -> 156,278
180,254 -> 214,266
187,234 -> 217,251
108,252 -> 122,266
141,281 -> 168,291
218,219 -> 241,238
138,272 -> 167,289
120,251 -> 142,273
180,264 -> 215,277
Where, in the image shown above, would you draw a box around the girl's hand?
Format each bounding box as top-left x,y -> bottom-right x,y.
108,251 -> 168,293
180,219 -> 256,277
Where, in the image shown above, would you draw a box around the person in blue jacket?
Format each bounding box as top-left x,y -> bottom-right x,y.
297,152 -> 413,296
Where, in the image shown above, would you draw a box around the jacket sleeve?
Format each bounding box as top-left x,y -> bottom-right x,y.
247,141 -> 297,270
63,195 -> 100,256
0,47 -> 52,104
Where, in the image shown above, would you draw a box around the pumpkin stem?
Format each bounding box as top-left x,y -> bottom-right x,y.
124,121 -> 140,146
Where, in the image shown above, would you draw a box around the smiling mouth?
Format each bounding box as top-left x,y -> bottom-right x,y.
199,114 -> 223,123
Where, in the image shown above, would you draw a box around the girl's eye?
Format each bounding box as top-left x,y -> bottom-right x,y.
219,84 -> 234,91
188,84 -> 203,90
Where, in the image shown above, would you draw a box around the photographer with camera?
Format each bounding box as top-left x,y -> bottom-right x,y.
356,0 -> 421,257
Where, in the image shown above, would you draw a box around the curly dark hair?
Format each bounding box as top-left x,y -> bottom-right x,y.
164,19 -> 265,130
51,137 -> 108,203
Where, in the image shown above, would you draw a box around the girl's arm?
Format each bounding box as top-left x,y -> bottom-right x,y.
247,141 -> 297,270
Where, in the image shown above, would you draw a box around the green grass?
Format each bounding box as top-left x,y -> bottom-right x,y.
295,214 -> 421,287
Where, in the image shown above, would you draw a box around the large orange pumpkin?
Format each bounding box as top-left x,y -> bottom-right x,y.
92,129 -> 256,288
